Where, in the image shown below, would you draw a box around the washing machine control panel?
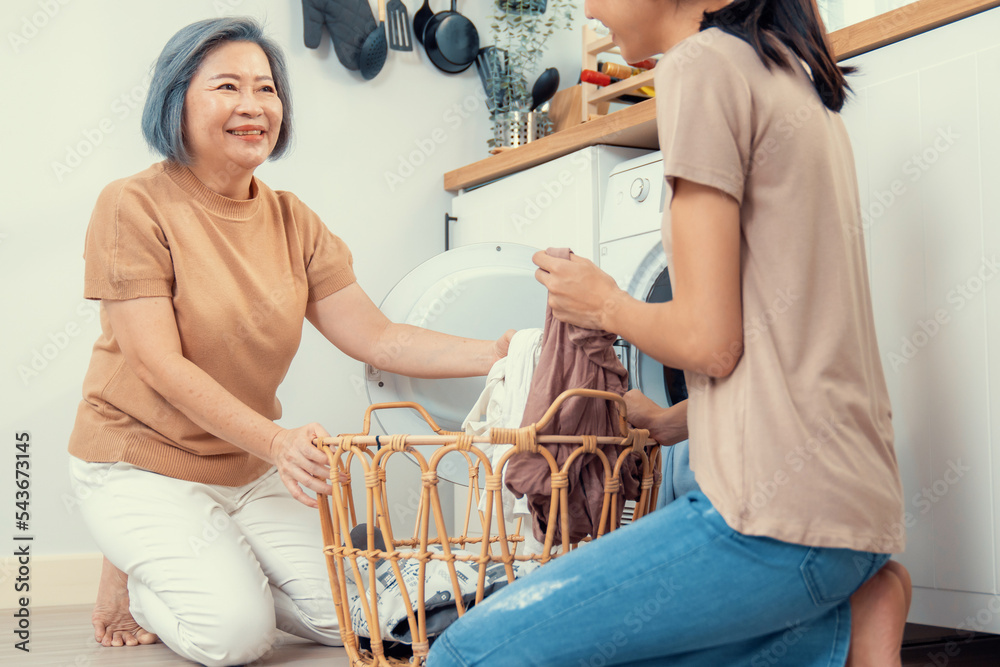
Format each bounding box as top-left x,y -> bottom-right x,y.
630,178 -> 651,202
600,152 -> 665,244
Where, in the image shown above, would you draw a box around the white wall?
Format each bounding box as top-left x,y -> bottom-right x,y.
0,0 -> 586,574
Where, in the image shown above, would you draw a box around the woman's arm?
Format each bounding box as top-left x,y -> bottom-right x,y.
625,392 -> 688,447
104,297 -> 334,507
305,282 -> 511,377
534,178 -> 743,377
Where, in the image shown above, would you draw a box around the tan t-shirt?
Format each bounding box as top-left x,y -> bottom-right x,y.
656,28 -> 904,553
68,161 -> 356,486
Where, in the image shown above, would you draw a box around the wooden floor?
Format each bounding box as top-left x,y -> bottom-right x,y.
1,604 -> 350,666
4,606 -> 1000,665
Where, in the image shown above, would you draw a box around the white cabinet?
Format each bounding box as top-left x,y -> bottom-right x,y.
841,6 -> 1000,631
449,145 -> 649,259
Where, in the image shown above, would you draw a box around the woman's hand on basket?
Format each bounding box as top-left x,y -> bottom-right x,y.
270,423 -> 333,508
533,251 -> 626,331
625,390 -> 689,448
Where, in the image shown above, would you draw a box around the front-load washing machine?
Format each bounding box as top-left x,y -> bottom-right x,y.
365,242 -> 547,436
599,152 -> 696,505
360,146 -> 653,536
364,146 -> 652,498
599,151 -> 687,408
367,146 -> 650,437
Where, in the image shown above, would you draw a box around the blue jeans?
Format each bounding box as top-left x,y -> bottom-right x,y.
657,439 -> 700,508
427,490 -> 890,667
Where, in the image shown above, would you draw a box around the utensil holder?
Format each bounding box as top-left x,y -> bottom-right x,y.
490,110 -> 553,149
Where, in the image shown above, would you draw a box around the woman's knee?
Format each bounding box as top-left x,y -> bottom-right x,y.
883,561 -> 911,591
876,559 -> 912,611
178,602 -> 277,666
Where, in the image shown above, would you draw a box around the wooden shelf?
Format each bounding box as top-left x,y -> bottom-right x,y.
588,69 -> 656,107
444,0 -> 1000,193
443,98 -> 658,192
830,0 -> 1000,60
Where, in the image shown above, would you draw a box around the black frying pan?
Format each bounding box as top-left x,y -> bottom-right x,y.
422,0 -> 479,74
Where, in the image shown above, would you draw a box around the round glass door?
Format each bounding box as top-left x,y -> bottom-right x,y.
627,245 -> 688,408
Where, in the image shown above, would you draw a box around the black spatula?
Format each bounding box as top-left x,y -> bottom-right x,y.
476,46 -> 507,112
387,0 -> 413,51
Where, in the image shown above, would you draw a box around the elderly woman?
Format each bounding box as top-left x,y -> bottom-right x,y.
67,17 -> 509,667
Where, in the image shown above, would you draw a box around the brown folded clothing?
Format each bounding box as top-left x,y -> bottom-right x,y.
505,247 -> 646,543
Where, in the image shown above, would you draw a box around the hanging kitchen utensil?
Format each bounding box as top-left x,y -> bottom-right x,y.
422,0 -> 479,74
359,0 -> 388,79
413,0 -> 433,45
301,0 -> 376,72
530,67 -> 560,111
387,0 -> 413,51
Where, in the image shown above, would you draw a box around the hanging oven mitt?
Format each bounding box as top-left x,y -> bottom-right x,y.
302,0 -> 377,72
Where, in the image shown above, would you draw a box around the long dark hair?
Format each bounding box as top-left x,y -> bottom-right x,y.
700,0 -> 854,112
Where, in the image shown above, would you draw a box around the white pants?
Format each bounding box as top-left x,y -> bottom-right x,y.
69,457 -> 340,667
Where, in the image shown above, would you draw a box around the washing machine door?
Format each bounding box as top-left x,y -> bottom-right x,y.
626,239 -> 688,408
365,243 -> 547,474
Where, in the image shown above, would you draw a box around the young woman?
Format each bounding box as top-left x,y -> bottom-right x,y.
68,17 -> 510,666
427,1 -> 911,665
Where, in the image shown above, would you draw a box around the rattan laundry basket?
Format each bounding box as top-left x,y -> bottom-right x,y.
315,388 -> 661,666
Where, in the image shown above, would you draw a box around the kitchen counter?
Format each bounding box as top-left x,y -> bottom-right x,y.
444,0 -> 1000,193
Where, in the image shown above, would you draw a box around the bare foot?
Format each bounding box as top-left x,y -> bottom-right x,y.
847,560 -> 912,667
92,556 -> 158,647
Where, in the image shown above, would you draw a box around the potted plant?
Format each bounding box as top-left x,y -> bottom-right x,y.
486,0 -> 574,149
496,0 -> 549,12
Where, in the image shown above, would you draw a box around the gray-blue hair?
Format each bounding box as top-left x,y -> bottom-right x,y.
141,17 -> 293,165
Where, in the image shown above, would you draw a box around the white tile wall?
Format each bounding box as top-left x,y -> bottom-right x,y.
979,44 -> 1000,603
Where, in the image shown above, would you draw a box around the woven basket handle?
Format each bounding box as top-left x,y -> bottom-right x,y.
529,388 -> 629,437
360,401 -> 453,435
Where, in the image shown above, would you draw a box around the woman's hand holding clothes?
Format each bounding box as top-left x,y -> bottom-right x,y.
269,423 -> 333,508
532,251 -> 627,332
493,328 -> 515,365
533,179 -> 742,378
